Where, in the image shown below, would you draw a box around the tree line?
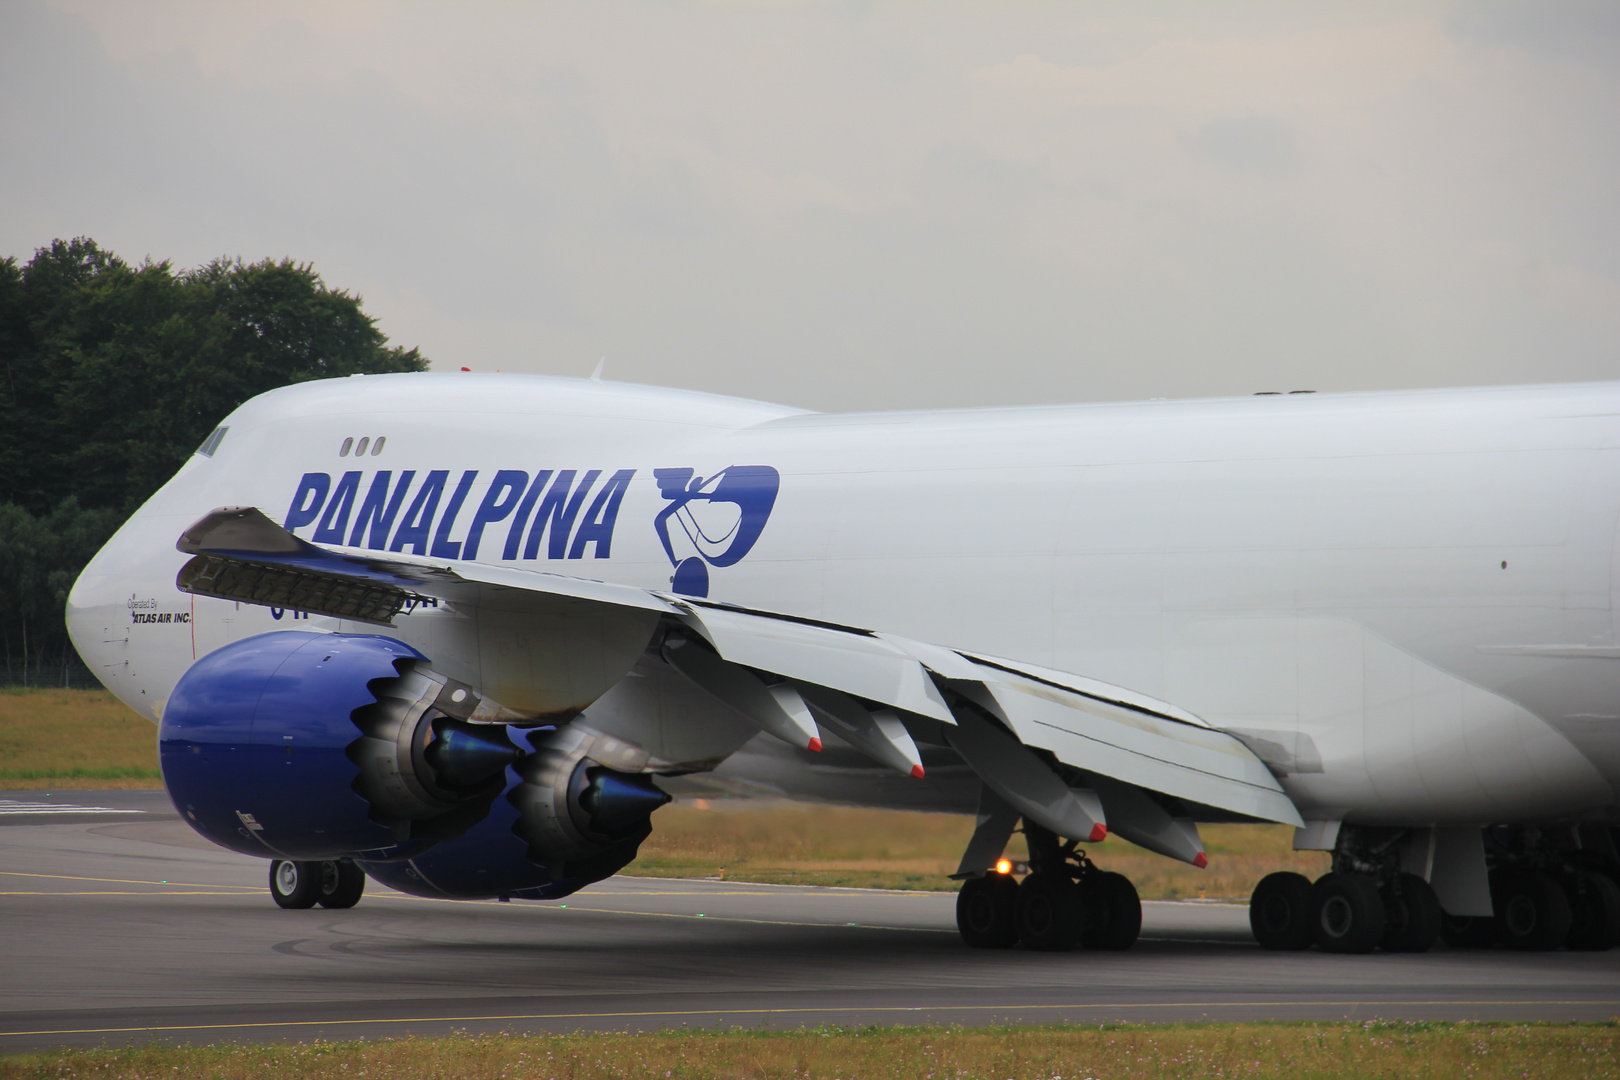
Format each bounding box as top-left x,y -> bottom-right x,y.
0,238 -> 427,685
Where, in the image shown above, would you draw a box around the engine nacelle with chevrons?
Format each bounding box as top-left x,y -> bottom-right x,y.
160,631 -> 519,861
160,630 -> 671,898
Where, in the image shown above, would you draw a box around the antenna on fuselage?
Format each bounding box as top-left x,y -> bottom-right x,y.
589,357 -> 605,381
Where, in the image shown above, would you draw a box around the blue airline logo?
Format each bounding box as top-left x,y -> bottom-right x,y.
282,465 -> 780,592
284,469 -> 636,561
653,465 -> 779,597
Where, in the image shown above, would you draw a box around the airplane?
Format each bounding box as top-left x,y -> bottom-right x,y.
65,373 -> 1620,955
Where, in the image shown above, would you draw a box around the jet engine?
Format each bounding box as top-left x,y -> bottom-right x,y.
359,723 -> 671,901
162,629 -> 673,899
161,631 -> 519,861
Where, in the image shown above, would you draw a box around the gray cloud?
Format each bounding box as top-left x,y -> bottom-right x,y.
1448,0 -> 1620,68
1181,116 -> 1298,174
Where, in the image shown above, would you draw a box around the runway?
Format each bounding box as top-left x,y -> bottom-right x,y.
2,790 -> 1617,1052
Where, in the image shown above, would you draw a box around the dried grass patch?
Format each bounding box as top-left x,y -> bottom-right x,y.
2,1022 -> 1614,1080
628,802 -> 1329,900
0,688 -> 159,789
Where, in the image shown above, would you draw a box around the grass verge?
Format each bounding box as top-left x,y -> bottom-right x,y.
1,1022 -> 1615,1079
626,801 -> 1330,901
0,688 -> 160,789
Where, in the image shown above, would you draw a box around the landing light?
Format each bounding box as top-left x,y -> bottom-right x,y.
995,858 -> 1013,876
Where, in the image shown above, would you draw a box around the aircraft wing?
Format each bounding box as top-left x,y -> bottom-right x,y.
176,506 -> 1303,851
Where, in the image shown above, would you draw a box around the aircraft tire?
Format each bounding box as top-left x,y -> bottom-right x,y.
1493,870 -> 1572,951
1565,872 -> 1620,952
1079,871 -> 1141,951
956,873 -> 1019,948
1438,914 -> 1497,949
1014,872 -> 1083,952
316,860 -> 367,909
1311,872 -> 1385,953
1249,871 -> 1314,950
269,860 -> 321,909
1380,873 -> 1442,953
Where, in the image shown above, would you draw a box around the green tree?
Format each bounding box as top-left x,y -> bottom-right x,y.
0,498 -> 122,682
0,238 -> 427,682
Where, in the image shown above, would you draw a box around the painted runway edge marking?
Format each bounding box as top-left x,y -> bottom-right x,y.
0,871 -> 259,890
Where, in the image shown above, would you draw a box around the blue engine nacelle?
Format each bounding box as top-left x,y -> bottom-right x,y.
161,631 -> 519,861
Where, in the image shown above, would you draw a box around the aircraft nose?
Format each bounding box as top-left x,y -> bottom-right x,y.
66,509 -> 192,723
66,532 -> 134,702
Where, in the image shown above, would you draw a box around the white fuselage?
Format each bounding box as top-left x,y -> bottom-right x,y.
68,374 -> 1620,828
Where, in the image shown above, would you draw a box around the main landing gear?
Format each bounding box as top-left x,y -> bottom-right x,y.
1478,865 -> 1620,952
1250,870 -> 1442,954
1249,825 -> 1620,953
269,859 -> 366,909
956,822 -> 1141,952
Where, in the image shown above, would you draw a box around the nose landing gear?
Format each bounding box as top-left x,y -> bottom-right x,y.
269,859 -> 367,909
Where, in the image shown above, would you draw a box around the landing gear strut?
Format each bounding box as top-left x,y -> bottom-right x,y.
954,820 -> 1141,952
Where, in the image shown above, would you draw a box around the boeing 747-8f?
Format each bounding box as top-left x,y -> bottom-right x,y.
66,374 -> 1620,954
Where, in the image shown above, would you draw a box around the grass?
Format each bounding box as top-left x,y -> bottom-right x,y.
626,801 -> 1329,901
0,688 -> 160,789
1,1023 -> 1615,1079
0,688 -> 1332,899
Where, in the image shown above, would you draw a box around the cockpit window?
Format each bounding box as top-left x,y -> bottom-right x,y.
196,426 -> 229,457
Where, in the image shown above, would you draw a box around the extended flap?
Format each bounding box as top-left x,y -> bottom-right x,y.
957,672 -> 1302,827
674,603 -> 955,724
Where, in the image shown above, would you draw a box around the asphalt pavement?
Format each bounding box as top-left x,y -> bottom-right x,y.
2,790 -> 1616,1052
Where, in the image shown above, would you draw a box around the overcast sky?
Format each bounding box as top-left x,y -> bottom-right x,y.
3,1 -> 1617,412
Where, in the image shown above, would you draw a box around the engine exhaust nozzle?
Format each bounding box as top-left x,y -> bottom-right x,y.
579,768 -> 672,832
